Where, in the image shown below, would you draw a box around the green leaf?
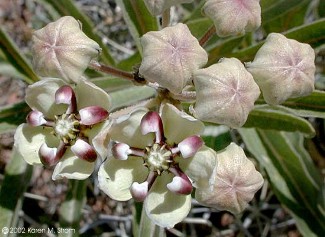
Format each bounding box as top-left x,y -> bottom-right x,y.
0,27 -> 39,84
229,18 -> 325,62
110,86 -> 156,111
59,180 -> 87,237
244,106 -> 316,137
0,102 -> 30,126
115,0 -> 159,51
0,149 -> 33,233
44,0 -> 115,65
280,90 -> 325,118
239,129 -> 325,236
133,203 -> 166,237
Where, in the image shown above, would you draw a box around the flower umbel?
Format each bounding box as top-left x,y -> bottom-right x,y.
14,78 -> 110,180
98,103 -> 217,228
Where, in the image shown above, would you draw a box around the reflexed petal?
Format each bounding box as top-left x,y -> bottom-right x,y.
71,139 -> 97,162
178,135 -> 203,158
14,124 -> 58,165
52,149 -> 95,180
161,103 -> 204,144
98,156 -> 148,201
112,143 -> 131,160
141,111 -> 164,143
75,80 -> 111,111
79,106 -> 109,125
25,78 -> 67,118
144,173 -> 191,228
26,110 -> 47,126
109,108 -> 154,148
39,143 -> 61,166
166,175 -> 192,195
178,145 -> 217,189
130,181 -> 149,202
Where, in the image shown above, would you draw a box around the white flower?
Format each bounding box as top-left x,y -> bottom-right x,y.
139,23 -> 208,94
144,0 -> 194,15
203,0 -> 261,37
14,78 -> 110,180
195,143 -> 264,214
246,33 -> 316,105
32,16 -> 101,83
97,103 -> 218,228
192,58 -> 260,128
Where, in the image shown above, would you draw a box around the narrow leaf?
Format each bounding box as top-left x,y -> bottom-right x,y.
0,102 -> 30,125
0,149 -> 33,231
239,128 -> 325,236
115,0 -> 159,51
0,27 -> 39,84
244,106 -> 315,137
58,180 -> 87,237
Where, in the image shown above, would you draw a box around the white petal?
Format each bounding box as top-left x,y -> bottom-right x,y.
144,173 -> 191,228
178,145 -> 217,189
52,149 -> 95,180
25,78 -> 67,119
161,103 -> 204,144
14,124 -> 58,165
75,80 -> 111,111
98,156 -> 148,201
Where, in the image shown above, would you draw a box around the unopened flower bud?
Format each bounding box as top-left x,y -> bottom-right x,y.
203,0 -> 261,37
246,33 -> 316,105
195,143 -> 264,214
192,58 -> 260,128
144,0 -> 194,15
139,23 -> 208,94
32,16 -> 101,83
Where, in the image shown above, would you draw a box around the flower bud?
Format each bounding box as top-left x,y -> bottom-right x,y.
246,33 -> 316,105
32,16 -> 101,83
144,0 -> 194,15
139,23 -> 208,94
192,58 -> 260,128
203,0 -> 261,37
195,143 -> 264,214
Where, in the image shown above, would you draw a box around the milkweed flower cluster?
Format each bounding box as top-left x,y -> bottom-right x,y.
13,0 -> 316,229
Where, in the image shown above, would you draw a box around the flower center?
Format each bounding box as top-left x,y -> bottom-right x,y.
54,114 -> 80,144
145,144 -> 172,174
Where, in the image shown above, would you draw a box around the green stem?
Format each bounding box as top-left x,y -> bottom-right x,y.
58,180 -> 87,237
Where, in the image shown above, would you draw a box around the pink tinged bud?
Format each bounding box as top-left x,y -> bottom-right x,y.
71,139 -> 97,162
143,0 -> 194,15
246,33 -> 316,105
192,58 -> 260,128
79,106 -> 109,126
27,110 -> 47,126
55,85 -> 77,114
39,143 -> 65,167
204,0 -> 261,37
139,23 -> 208,94
167,174 -> 193,195
32,16 -> 101,83
141,111 -> 164,144
112,143 -> 131,160
178,135 -> 204,159
130,181 -> 149,202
